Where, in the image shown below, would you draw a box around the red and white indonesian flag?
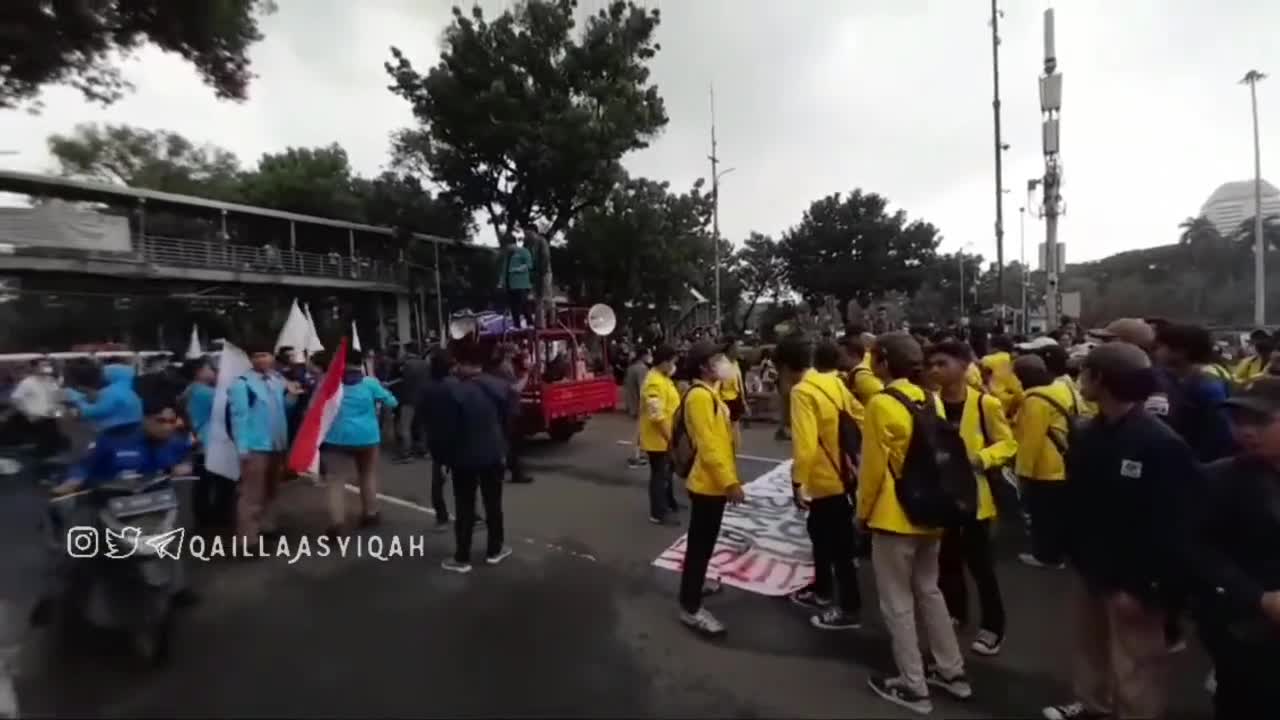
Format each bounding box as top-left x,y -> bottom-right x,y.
288,337 -> 348,476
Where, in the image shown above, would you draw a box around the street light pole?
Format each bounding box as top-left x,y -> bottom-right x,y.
959,252 -> 966,321
1242,70 -> 1268,327
989,0 -> 1007,322
709,84 -> 723,331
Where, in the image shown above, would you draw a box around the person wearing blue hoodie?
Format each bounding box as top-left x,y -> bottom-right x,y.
320,347 -> 398,534
64,360 -> 143,433
180,357 -> 230,530
228,338 -> 302,545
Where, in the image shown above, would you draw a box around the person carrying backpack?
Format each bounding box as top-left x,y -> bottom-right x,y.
1012,352 -> 1077,570
858,332 -> 973,715
785,338 -> 865,631
673,341 -> 744,638
927,341 -> 1017,657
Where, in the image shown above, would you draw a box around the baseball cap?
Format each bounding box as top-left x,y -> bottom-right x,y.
1015,336 -> 1059,351
1088,318 -> 1156,348
685,340 -> 722,371
1222,377 -> 1280,416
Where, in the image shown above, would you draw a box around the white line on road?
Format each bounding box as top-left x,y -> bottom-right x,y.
344,484 -> 597,563
614,440 -> 786,465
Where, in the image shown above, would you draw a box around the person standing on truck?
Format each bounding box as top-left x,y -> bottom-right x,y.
522,224 -> 553,329
497,236 -> 534,329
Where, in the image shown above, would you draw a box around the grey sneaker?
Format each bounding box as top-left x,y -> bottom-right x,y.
925,668 -> 973,700
868,675 -> 932,715
810,606 -> 861,630
1018,552 -> 1065,570
1042,701 -> 1108,720
441,558 -> 472,574
679,607 -> 726,636
486,546 -> 512,565
971,629 -> 1003,656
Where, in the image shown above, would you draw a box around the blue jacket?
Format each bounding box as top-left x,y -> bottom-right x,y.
185,383 -> 216,448
1149,368 -> 1235,463
228,371 -> 295,455
67,364 -> 143,432
69,424 -> 193,489
432,373 -> 513,470
324,371 -> 398,448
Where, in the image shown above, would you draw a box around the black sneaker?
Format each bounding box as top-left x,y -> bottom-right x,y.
788,587 -> 832,610
1042,701 -> 1108,720
810,606 -> 861,630
925,668 -> 973,700
867,675 -> 932,715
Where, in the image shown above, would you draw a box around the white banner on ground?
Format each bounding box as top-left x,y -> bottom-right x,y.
653,461 -> 814,597
206,342 -> 252,481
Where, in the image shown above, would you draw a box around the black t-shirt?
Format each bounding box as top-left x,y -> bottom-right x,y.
943,399 -> 965,426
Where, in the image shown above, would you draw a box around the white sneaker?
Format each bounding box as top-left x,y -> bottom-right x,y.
441,558 -> 472,574
1205,668 -> 1217,695
486,546 -> 512,565
0,672 -> 16,720
971,629 -> 1003,656
679,607 -> 726,636
1018,552 -> 1065,570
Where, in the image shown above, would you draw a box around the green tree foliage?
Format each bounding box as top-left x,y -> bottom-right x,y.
779,189 -> 942,312
47,123 -> 243,198
239,144 -> 365,221
728,233 -> 785,334
557,175 -> 712,328
385,0 -> 668,240
0,0 -> 275,109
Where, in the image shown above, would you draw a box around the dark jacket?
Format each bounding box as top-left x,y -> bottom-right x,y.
432,373 -> 512,470
1064,406 -> 1203,606
1147,368 -> 1235,462
399,356 -> 431,404
1193,456 -> 1280,646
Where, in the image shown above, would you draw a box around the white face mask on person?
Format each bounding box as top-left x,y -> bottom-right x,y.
713,358 -> 736,382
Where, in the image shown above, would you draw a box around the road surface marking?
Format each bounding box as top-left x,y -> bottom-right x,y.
614,440 -> 786,465
344,484 -> 597,563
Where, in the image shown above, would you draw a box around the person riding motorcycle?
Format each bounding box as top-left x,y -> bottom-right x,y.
50,394 -> 193,496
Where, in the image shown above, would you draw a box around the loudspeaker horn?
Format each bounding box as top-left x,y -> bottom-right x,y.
586,303 -> 617,336
448,314 -> 477,340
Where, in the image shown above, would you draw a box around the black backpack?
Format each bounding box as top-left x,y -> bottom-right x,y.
882,388 -> 978,528
670,385 -> 716,479
803,379 -> 862,489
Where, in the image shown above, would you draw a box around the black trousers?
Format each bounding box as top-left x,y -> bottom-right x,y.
506,431 -> 528,482
939,517 -> 1006,635
647,451 -> 677,519
430,461 -> 450,522
506,290 -> 531,328
1204,627 -> 1280,719
1022,479 -> 1069,565
806,494 -> 862,613
452,465 -> 504,563
192,459 -> 236,531
678,492 -> 726,614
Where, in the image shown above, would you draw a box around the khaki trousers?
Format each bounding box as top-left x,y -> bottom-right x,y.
1070,576 -> 1169,719
236,452 -> 283,540
321,446 -> 379,527
871,532 -> 966,695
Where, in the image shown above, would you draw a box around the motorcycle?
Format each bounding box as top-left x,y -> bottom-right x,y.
48,471 -> 193,666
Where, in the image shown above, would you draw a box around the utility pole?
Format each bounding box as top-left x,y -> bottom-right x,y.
990,0 -> 1007,323
1039,7 -> 1064,330
959,252 -> 966,321
709,84 -> 722,331
1025,178 -> 1042,335
1242,69 -> 1268,327
1019,206 -> 1027,333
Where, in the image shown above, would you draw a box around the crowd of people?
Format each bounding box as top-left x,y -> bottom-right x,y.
626,318 -> 1278,718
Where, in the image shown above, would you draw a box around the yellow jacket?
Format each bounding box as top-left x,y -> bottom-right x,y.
980,351 -> 1024,416
856,378 -> 945,536
638,369 -> 680,452
683,380 -> 740,496
965,363 -> 984,391
1233,356 -> 1267,386
791,369 -> 865,500
719,363 -> 743,401
1057,375 -> 1097,418
951,388 -> 1017,520
849,354 -> 884,406
1014,380 -> 1077,482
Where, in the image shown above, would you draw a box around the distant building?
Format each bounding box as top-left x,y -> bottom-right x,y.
1200,179 -> 1280,237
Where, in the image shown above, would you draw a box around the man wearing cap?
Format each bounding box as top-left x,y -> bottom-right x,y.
1194,378 -> 1280,717
1042,343 -> 1202,720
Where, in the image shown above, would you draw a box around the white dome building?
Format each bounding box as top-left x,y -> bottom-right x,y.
1199,179 -> 1280,236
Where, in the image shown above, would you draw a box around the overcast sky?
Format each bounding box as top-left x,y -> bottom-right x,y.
1,0 -> 1277,266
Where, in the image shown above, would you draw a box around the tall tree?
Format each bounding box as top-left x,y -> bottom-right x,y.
557,175 -> 712,327
729,233 -> 785,334
47,123 -> 243,198
1,0 -> 274,109
780,189 -> 942,312
238,144 -> 365,221
1233,214 -> 1280,252
385,0 -> 668,241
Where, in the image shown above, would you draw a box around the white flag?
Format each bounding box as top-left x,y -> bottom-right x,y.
275,299 -> 310,353
206,341 -> 252,481
185,325 -> 203,359
352,320 -> 363,352
303,303 -> 325,353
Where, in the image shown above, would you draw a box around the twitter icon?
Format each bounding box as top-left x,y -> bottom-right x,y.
104,527 -> 141,559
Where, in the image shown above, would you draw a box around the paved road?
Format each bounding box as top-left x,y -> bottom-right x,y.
18,413 -> 1213,718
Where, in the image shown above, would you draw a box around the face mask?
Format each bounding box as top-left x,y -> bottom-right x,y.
714,359 -> 735,382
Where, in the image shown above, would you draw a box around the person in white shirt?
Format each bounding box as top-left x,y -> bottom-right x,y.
9,361 -> 64,456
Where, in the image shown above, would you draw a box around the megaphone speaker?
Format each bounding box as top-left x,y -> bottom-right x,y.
587,304 -> 617,336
